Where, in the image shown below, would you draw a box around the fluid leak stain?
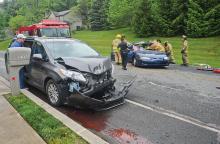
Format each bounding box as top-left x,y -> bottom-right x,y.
58,107 -> 108,132
107,128 -> 153,144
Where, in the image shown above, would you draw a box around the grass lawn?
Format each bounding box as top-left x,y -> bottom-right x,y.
73,28 -> 220,67
0,39 -> 10,51
6,94 -> 88,144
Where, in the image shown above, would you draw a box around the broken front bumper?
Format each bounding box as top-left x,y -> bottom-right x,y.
67,91 -> 125,111
65,79 -> 134,111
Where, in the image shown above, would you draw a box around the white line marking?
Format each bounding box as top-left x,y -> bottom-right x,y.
126,99 -> 220,133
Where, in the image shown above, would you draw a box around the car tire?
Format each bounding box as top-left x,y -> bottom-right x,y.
133,58 -> 138,67
46,79 -> 62,106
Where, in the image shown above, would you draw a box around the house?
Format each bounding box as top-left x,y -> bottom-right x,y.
47,10 -> 83,31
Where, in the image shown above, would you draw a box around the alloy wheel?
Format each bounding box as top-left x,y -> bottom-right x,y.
47,83 -> 59,104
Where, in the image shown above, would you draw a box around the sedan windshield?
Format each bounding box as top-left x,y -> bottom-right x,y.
45,41 -> 99,58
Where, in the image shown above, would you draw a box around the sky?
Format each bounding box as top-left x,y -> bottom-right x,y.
0,0 -> 3,3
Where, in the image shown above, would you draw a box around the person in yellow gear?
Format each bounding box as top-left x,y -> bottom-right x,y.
112,34 -> 122,64
155,39 -> 165,52
164,41 -> 175,64
181,35 -> 189,66
149,39 -> 165,52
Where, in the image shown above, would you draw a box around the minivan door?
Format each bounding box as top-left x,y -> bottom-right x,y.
27,41 -> 49,89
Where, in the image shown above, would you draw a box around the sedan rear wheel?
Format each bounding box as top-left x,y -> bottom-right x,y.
46,79 -> 62,106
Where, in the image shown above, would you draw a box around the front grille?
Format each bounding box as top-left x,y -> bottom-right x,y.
93,71 -> 110,83
79,71 -> 112,93
84,71 -> 111,83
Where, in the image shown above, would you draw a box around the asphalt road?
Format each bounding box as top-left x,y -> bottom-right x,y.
0,51 -> 220,144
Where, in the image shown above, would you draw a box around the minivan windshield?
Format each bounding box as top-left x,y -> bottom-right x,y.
45,41 -> 99,58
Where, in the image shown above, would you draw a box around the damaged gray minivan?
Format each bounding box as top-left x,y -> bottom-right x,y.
24,37 -> 132,110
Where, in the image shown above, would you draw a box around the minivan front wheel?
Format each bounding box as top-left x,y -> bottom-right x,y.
46,79 -> 62,106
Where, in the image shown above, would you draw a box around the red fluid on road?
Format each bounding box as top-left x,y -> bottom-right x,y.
58,108 -> 152,144
107,128 -> 153,144
58,108 -> 108,132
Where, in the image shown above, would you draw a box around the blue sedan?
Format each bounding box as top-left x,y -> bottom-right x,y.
127,43 -> 169,67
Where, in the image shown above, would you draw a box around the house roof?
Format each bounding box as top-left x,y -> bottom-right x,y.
53,10 -> 71,17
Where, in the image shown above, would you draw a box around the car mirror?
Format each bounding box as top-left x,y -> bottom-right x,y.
33,54 -> 43,60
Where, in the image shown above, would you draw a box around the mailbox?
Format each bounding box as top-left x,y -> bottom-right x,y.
7,47 -> 31,96
8,47 -> 31,66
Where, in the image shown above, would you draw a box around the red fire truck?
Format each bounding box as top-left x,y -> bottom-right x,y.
17,19 -> 71,37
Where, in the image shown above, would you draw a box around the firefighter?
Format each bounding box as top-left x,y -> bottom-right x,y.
156,39 -> 165,52
112,34 -> 122,64
149,39 -> 165,52
164,41 -> 175,64
9,34 -> 26,89
181,35 -> 189,66
118,35 -> 129,70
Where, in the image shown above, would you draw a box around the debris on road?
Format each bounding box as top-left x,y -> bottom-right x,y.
213,68 -> 220,74
194,63 -> 213,71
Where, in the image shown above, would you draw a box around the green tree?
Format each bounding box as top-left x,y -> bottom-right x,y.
9,15 -> 29,32
108,0 -> 136,27
0,12 -> 7,40
194,0 -> 219,13
157,0 -> 176,36
171,0 -> 189,35
3,0 -> 18,17
90,0 -> 109,30
76,0 -> 91,27
204,4 -> 220,36
132,0 -> 157,37
101,0 -> 111,29
50,0 -> 77,11
187,0 -> 204,37
0,12 -> 7,28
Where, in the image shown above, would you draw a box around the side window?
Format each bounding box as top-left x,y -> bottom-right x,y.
32,42 -> 47,60
23,40 -> 33,48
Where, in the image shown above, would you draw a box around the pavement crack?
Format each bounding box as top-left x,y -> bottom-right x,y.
148,81 -> 182,91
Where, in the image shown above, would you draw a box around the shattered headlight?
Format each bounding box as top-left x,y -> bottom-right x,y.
60,69 -> 86,83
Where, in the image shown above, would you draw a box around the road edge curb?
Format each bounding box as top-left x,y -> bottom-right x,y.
20,89 -> 109,144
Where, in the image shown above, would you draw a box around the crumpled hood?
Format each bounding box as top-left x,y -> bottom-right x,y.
61,57 -> 112,74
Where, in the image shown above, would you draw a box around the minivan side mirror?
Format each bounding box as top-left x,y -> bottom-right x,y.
33,54 -> 43,59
